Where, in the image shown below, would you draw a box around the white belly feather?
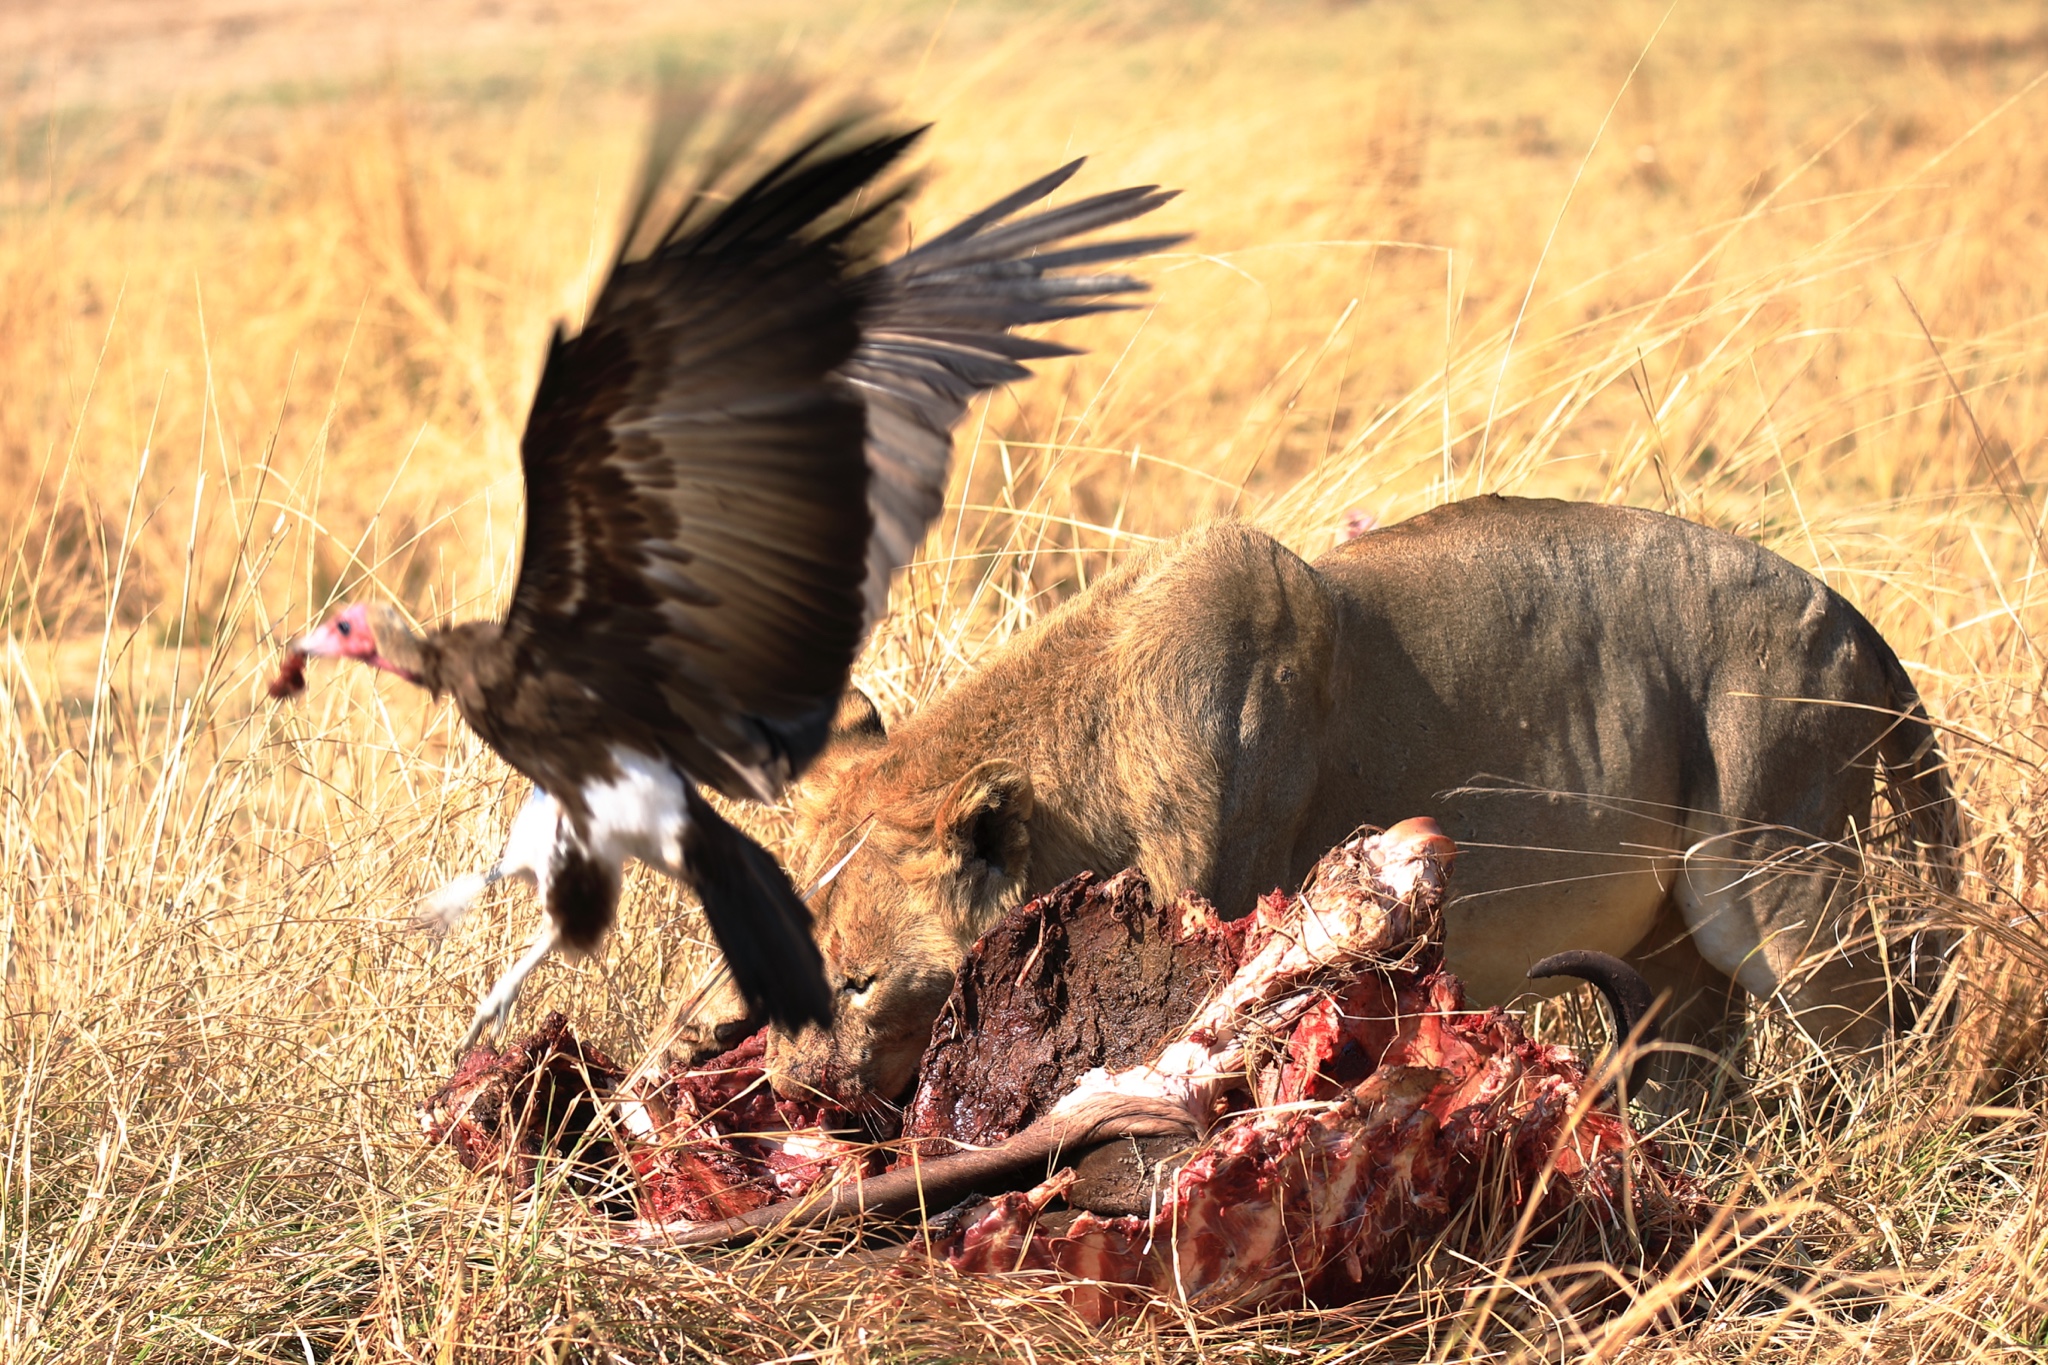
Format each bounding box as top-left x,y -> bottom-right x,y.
579,746 -> 691,878
416,746 -> 691,934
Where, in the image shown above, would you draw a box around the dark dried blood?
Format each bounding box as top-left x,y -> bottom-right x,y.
419,1011 -> 625,1204
898,869 -> 1260,1161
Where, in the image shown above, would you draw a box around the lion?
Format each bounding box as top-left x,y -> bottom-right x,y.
765,496 -> 1962,1105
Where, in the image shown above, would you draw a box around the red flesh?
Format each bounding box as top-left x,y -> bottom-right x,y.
267,648 -> 307,699
421,825 -> 1702,1322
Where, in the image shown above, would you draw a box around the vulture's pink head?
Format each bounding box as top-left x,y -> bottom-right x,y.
270,603 -> 423,698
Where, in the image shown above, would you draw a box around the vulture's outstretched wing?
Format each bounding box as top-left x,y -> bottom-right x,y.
846,166 -> 1185,629
504,99 -> 1182,803
504,106 -> 915,801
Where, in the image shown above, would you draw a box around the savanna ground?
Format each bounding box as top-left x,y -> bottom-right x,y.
5,0 -> 2048,1358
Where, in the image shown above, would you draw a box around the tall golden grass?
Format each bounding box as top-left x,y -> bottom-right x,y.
5,0 -> 2048,1358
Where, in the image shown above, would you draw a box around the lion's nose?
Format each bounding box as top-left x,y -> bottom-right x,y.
764,1049 -> 840,1103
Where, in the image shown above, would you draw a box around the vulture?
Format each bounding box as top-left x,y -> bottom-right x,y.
272,96 -> 1182,1053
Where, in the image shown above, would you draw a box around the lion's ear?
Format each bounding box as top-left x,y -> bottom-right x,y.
934,760 -> 1034,882
830,686 -> 887,749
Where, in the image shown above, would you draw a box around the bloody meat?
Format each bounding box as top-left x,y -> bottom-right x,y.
421,820 -> 1701,1322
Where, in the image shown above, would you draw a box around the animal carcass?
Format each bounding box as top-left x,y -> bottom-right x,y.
422,820 -> 1702,1323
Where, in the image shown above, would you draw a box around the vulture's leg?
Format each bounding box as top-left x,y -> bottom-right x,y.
455,918 -> 563,1056
416,864 -> 507,937
449,818 -> 617,1056
415,789 -> 559,936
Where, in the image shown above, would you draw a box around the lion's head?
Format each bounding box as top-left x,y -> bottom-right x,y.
764,690 -> 1035,1106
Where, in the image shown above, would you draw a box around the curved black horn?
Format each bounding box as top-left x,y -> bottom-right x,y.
1527,950 -> 1661,1098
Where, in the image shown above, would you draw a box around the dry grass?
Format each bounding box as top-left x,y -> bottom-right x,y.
6,0 -> 2048,1358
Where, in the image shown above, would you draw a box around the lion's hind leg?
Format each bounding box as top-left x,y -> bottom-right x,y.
1626,896 -> 1747,1107
1675,821 -> 1896,1053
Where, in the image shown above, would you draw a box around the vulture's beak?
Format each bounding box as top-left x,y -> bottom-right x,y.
269,614 -> 349,699
289,615 -> 356,660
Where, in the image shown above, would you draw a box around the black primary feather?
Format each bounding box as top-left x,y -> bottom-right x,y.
503,103 -> 926,805
475,86 -> 1180,1033
499,92 -> 1183,806
682,786 -> 831,1031
844,165 -> 1187,632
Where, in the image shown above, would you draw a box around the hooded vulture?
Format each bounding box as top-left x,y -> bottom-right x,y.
272,94 -> 1180,1053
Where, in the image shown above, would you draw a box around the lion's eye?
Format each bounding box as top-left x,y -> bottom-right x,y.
839,974 -> 874,997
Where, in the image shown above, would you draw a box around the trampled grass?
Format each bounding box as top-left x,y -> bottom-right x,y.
5,0 -> 2048,1358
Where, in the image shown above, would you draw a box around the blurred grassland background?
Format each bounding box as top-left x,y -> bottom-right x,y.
7,0 -> 2048,1359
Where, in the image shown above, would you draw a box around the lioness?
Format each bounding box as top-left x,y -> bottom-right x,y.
769,497 -> 1960,1104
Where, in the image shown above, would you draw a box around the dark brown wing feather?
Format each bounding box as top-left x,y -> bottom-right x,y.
504,108 -> 923,801
845,164 -> 1186,626
503,101 -> 1182,802
466,99 -> 1183,1032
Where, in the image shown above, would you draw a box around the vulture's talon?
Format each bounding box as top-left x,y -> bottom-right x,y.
455,921 -> 563,1059
415,869 -> 496,938
452,1008 -> 500,1060
454,985 -> 519,1059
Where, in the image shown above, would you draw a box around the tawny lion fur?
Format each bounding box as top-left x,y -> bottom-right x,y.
765,497 -> 1961,1105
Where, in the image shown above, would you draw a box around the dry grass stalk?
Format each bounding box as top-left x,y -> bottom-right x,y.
6,1 -> 2048,1359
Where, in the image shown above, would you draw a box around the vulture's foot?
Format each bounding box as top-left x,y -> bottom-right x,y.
416,866 -> 503,937
455,920 -> 562,1057
421,793 -> 557,939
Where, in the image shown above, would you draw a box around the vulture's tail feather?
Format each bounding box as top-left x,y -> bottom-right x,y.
683,786 -> 833,1031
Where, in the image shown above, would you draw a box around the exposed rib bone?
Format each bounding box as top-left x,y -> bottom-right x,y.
630,818 -> 1455,1246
